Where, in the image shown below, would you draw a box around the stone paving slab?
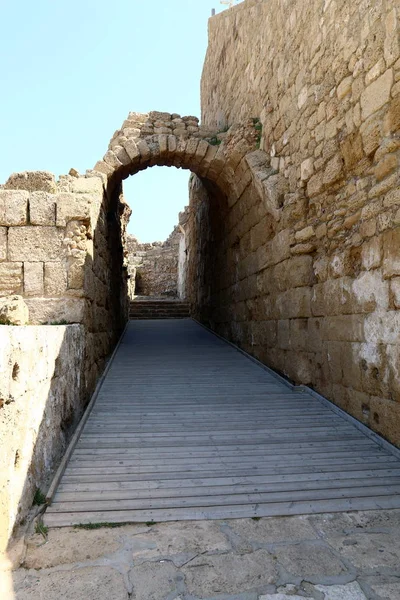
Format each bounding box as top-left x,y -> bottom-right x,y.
3,509 -> 400,599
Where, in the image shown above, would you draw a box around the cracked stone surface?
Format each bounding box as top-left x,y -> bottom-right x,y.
129,561 -> 181,600
228,516 -> 318,545
182,549 -> 277,595
12,566 -> 129,600
273,542 -> 349,582
3,510 -> 400,599
327,532 -> 400,570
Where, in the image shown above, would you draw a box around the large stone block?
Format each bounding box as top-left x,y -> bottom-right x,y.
29,192 -> 56,226
25,297 -> 85,324
0,263 -> 23,296
361,69 -> 393,120
56,193 -> 91,227
382,228 -> 400,278
278,287 -> 312,318
4,171 -> 57,193
323,315 -> 365,342
44,262 -> 67,296
0,190 -> 28,226
71,176 -> 104,195
8,227 -> 64,262
0,295 -> 29,325
24,262 -> 44,296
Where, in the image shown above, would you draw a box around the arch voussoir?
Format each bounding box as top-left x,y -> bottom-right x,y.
93,110 -> 273,212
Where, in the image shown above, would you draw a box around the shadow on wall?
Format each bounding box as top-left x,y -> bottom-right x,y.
0,324 -> 87,560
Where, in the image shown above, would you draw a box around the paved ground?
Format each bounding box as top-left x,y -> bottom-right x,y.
3,510 -> 400,599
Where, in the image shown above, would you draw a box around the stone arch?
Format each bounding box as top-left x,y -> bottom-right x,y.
92,111 -> 285,220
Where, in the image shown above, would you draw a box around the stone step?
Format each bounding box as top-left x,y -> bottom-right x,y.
129,299 -> 190,320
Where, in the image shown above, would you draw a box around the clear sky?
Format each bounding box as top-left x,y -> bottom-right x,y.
0,0 -> 239,241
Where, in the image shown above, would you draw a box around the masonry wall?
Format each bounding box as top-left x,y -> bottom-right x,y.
0,325 -> 86,553
194,0 -> 400,445
0,170 -> 129,394
127,225 -> 183,298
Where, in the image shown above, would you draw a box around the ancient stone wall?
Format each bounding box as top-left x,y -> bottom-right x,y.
192,0 -> 400,445
0,325 -> 86,553
127,224 -> 183,298
0,169 -> 129,394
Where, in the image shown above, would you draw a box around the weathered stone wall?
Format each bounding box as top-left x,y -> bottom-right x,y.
0,325 -> 86,553
0,170 -> 129,394
192,0 -> 400,445
127,224 -> 183,298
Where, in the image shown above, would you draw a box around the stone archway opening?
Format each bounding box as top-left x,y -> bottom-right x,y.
92,110 -> 276,325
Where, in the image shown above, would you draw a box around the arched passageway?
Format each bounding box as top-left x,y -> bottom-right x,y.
90,110 -> 280,331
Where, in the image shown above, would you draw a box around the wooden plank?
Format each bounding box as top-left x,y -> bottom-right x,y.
47,483 -> 400,513
60,461 -> 400,484
54,477 -> 400,503
68,449 -> 390,468
44,495 -> 400,528
57,468 -> 400,493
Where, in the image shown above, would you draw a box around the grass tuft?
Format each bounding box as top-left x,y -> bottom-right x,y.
32,489 -> 47,506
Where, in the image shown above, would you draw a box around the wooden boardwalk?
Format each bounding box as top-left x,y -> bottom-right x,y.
45,319 -> 400,527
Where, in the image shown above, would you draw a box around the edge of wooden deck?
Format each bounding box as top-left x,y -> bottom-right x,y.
46,323 -> 129,504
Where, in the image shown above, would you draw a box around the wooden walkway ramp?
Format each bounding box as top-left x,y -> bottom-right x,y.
45,319 -> 400,527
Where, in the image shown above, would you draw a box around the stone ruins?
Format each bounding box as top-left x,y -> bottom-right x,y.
1,0 -> 399,558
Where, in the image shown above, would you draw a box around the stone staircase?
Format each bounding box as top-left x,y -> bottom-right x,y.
129,297 -> 190,320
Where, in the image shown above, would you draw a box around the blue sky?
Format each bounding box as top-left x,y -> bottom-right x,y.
0,0 -> 237,241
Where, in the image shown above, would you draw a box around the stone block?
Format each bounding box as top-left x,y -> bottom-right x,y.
0,262 -> 23,296
0,190 -> 29,226
383,94 -> 400,134
375,153 -> 397,181
4,171 -> 57,193
361,236 -> 382,270
0,295 -> 29,325
44,262 -> 68,296
300,157 -> 314,181
8,227 -> 64,262
382,228 -> 400,278
290,318 -> 309,351
68,259 -> 85,290
295,225 -> 314,242
361,113 -> 382,156
361,69 -> 393,120
277,319 -> 290,349
323,315 -> 365,342
24,262 -> 44,296
340,132 -> 364,169
0,227 -> 6,261
56,193 -> 91,227
29,192 -> 56,226
323,153 -> 344,185
181,550 -> 276,597
337,75 -> 353,99
24,297 -> 85,324
278,287 -> 312,318
364,310 -> 400,344
263,229 -> 291,269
